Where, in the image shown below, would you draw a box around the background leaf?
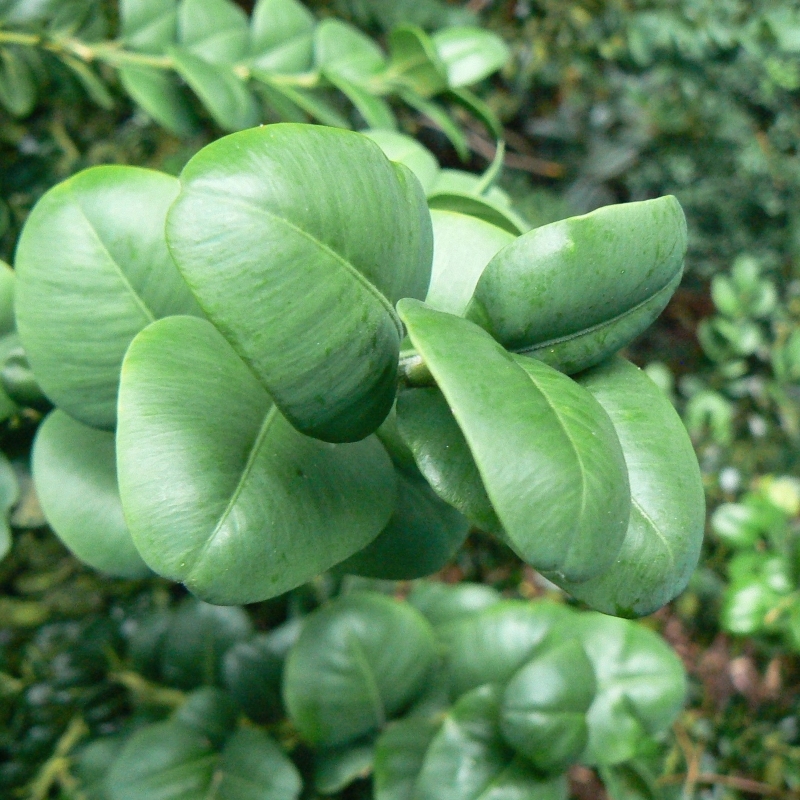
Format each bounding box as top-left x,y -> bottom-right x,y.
249,0 -> 315,74
431,27 -> 511,88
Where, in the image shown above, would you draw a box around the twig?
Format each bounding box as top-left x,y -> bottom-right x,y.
658,772 -> 793,798
26,715 -> 88,800
673,721 -> 702,799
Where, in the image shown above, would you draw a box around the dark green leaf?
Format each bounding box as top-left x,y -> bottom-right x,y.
323,70 -> 396,129
337,470 -> 469,580
32,410 -> 149,578
15,165 -> 202,429
0,450 -> 17,560
398,301 -> 630,582
398,88 -> 469,161
166,124 -> 432,442
117,315 -> 396,604
374,717 -> 440,800
251,75 -> 351,127
407,581 -> 501,629
500,639 -> 596,773
0,261 -> 14,340
1,343 -> 49,410
118,65 -> 197,137
61,53 -> 114,108
465,197 -> 687,373
172,687 -> 239,747
0,47 -> 36,117
548,358 -> 705,618
283,592 -> 436,747
315,738 -> 375,794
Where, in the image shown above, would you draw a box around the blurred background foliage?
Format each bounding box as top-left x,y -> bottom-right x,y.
3,0 -> 800,798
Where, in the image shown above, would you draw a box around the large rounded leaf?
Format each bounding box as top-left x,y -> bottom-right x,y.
438,600 -> 573,699
374,717 -> 441,800
398,300 -> 630,581
426,211 -> 514,317
362,129 -> 440,194
32,410 -> 149,578
337,471 -> 469,580
574,614 -> 687,766
500,639 -> 596,774
414,685 -> 568,800
465,197 -> 687,374
14,166 -> 202,429
549,358 -> 705,617
167,124 -> 432,442
283,592 -> 436,747
117,315 -> 395,604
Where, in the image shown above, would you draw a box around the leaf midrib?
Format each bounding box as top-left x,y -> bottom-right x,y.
630,498 -> 675,572
195,195 -> 403,337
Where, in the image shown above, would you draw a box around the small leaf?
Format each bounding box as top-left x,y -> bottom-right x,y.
574,613 -> 686,766
61,54 -> 114,108
252,74 -> 351,127
465,197 -> 687,373
118,65 -> 197,137
1,343 -> 48,410
374,717 -> 440,800
117,315 -> 396,604
170,47 -> 260,131
362,129 -> 440,194
0,47 -> 36,117
166,124 -> 432,442
432,27 -> 510,88
407,581 -> 501,629
398,301 -> 630,582
172,687 -> 239,747
501,639 -> 596,773
14,165 -> 202,429
120,0 -> 177,53
324,70 -> 397,129
547,358 -> 705,618
415,685 -> 568,800
177,0 -> 248,64
249,0 -> 314,74
314,18 -> 386,85
0,451 -> 18,561
337,470 -> 469,580
315,738 -> 375,794
0,260 -> 15,337
438,600 -> 574,699
426,210 -> 514,316
398,88 -> 469,161
32,411 -> 149,578
283,592 -> 436,747
387,26 -> 448,97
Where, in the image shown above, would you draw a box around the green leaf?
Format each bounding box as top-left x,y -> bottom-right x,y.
599,762 -> 659,800
396,387 -> 501,534
574,614 -> 686,766
117,315 -> 396,604
0,333 -> 19,423
314,18 -> 386,85
500,639 -> 596,773
170,47 -> 260,131
158,596 -> 253,689
374,717 -> 440,800
251,75 -> 351,128
249,0 -> 315,74
31,411 -> 148,578
223,620 -> 301,723
426,210 -> 514,316
61,53 -> 114,109
431,27 -> 510,88
172,687 -> 239,747
547,358 -> 705,618
711,503 -> 762,549
118,65 -> 197,137
14,165 -> 202,430
283,592 -> 436,747
166,124 -> 432,442
337,470 -> 469,580
1,343 -> 48,410
120,0 -> 177,53
447,88 -> 503,140
315,739 -> 375,794
414,685 -> 568,800
387,26 -> 448,97
398,301 -> 630,582
0,260 -> 15,337
438,600 -> 573,699
398,88 -> 469,161
362,130 -> 440,194
407,581 -> 501,629
323,70 -> 397,129
0,450 -> 17,560
465,197 -> 687,374
0,47 -> 36,117
177,0 -> 248,64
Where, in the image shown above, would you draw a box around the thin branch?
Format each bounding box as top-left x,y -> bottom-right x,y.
659,772 -> 793,798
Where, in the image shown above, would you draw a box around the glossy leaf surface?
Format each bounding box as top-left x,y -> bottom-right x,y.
167,124 -> 432,442
500,639 -> 596,773
338,470 -> 469,580
438,600 -> 572,699
575,614 -> 686,766
283,593 -> 436,747
117,315 -> 395,604
414,685 -> 568,800
550,358 -> 705,617
398,301 -> 630,581
32,411 -> 148,578
426,211 -> 514,317
466,197 -> 687,373
362,129 -> 440,194
14,165 -> 201,429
